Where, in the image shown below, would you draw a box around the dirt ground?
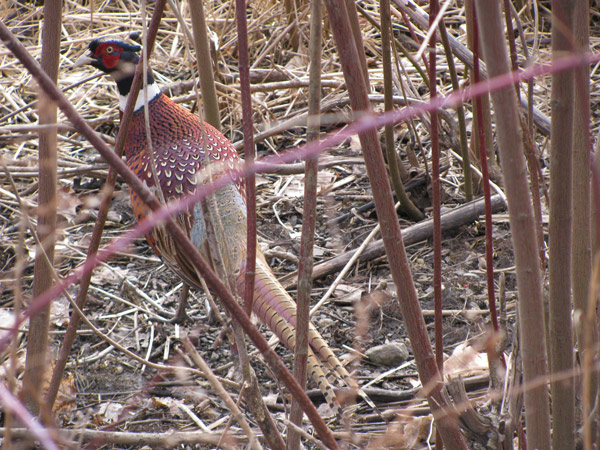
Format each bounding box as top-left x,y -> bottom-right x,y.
1,123 -> 518,448
22,152 -> 517,448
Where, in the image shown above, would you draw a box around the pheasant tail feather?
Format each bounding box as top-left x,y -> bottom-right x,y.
239,258 -> 367,412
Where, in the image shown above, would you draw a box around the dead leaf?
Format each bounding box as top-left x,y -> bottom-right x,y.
443,343 -> 488,379
96,401 -> 124,423
285,54 -> 308,71
349,135 -> 362,154
52,372 -> 77,415
92,265 -> 128,286
51,296 -> 70,327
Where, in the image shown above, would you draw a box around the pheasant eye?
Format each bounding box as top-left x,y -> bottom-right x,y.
97,44 -> 121,69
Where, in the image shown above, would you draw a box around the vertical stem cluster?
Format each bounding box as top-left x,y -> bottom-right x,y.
287,1 -> 322,449
471,4 -> 498,331
571,1 -> 594,446
465,0 -> 497,179
428,0 -> 443,385
428,4 -> 445,448
548,2 -> 576,449
23,0 -> 61,418
235,0 -> 257,315
437,17 -> 472,202
380,0 -> 424,221
235,3 -> 286,449
323,1 -> 466,447
474,2 -> 551,448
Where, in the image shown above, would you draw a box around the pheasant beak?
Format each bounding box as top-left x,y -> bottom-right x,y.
73,54 -> 95,68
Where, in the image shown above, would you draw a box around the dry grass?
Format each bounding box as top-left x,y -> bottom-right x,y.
1,1 -> 599,448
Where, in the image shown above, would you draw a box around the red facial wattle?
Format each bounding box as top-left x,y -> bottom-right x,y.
93,43 -> 121,69
101,53 -> 120,69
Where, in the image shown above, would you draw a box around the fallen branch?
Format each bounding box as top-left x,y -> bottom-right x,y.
303,374 -> 491,410
0,428 -> 243,449
282,194 -> 507,288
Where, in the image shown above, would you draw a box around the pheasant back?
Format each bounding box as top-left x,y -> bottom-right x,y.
125,95 -> 360,411
125,94 -> 248,284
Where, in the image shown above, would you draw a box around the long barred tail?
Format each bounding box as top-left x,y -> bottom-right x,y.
239,258 -> 369,413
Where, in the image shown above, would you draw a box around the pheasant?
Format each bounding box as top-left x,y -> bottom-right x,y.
75,36 -> 364,413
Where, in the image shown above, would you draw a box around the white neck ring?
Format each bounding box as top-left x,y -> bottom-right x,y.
119,83 -> 161,112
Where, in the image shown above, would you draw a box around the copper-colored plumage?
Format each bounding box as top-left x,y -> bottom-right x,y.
79,37 -> 367,413
126,94 -> 247,285
125,92 -> 360,412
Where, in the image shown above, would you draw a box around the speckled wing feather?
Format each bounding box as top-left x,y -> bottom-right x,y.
126,94 -> 246,283
124,92 -> 364,414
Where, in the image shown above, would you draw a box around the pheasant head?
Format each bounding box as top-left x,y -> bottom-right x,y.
75,37 -> 158,110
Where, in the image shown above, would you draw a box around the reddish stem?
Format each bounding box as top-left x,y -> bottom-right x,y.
235,0 -> 257,315
429,0 -> 444,374
472,6 -> 499,332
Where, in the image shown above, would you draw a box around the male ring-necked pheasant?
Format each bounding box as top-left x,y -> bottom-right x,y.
76,36 -> 364,413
